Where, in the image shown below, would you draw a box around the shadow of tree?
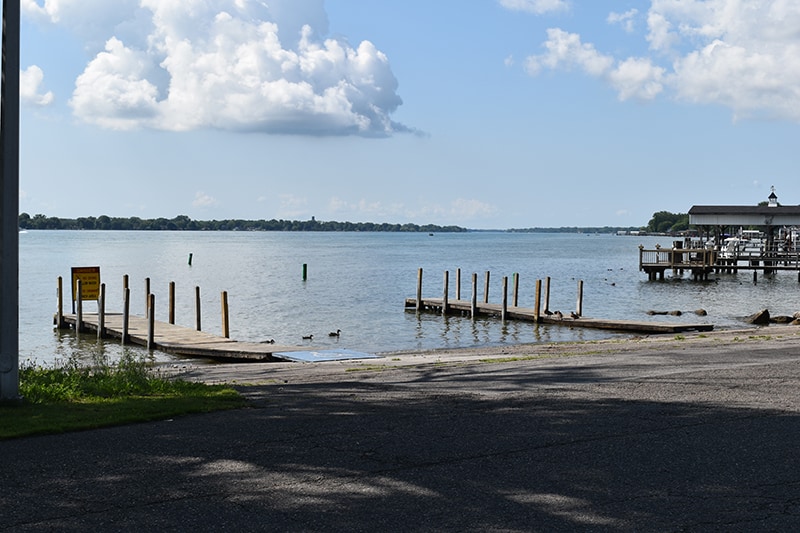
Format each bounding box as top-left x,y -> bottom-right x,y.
2,361 -> 800,531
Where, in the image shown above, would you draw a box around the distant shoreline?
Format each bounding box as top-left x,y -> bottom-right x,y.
18,213 -> 647,235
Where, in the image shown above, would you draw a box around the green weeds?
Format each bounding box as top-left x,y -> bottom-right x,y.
1,353 -> 244,440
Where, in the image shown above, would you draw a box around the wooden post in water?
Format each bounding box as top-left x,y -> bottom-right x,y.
221,291 -> 230,338
416,268 -> 423,312
456,268 -> 461,301
534,279 -> 542,323
442,271 -> 449,316
195,286 -> 202,331
484,271 -> 490,304
144,277 -> 151,318
502,276 -> 508,321
576,279 -> 584,317
122,287 -> 130,345
471,273 -> 478,318
56,276 -> 64,329
147,293 -> 155,351
123,274 -> 129,301
169,281 -> 176,325
544,277 -> 551,313
75,279 -> 83,333
97,283 -> 106,339
512,273 -> 519,307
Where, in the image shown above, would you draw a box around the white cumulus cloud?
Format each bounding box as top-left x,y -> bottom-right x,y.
498,0 -> 569,15
607,9 -> 639,33
28,0 -> 405,136
526,29 -> 664,101
192,191 -> 218,208
524,0 -> 800,121
21,66 -> 55,106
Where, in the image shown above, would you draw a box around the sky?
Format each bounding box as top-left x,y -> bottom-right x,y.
14,0 -> 800,229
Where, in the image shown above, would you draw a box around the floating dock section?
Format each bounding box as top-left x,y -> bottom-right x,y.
55,274 -> 375,363
405,268 -> 713,335
60,313 -> 299,362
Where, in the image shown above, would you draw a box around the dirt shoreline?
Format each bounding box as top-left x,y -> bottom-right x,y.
170,324 -> 800,385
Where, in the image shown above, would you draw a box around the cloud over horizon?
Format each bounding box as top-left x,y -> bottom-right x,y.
20,65 -> 55,106
24,0 -> 406,136
516,0 -> 800,122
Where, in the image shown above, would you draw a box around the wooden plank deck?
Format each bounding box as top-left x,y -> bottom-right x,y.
405,298 -> 714,334
60,313 -> 310,362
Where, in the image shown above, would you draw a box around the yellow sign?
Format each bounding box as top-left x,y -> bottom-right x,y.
71,266 -> 101,302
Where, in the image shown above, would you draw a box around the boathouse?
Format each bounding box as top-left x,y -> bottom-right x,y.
640,188 -> 800,280
688,187 -> 800,245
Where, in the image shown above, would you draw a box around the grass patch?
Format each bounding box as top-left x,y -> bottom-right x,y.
0,353 -> 244,440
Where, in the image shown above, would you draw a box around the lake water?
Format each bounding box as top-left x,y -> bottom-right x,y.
18,230 -> 800,366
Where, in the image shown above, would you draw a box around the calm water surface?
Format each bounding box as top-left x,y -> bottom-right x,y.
19,231 -> 800,365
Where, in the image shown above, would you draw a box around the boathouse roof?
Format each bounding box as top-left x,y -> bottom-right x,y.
689,205 -> 800,227
689,188 -> 800,228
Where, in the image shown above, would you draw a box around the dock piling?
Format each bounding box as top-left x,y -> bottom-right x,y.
122,287 -> 130,344
484,271 -> 490,304
169,281 -> 176,325
502,276 -> 508,321
75,279 -> 83,333
147,293 -> 155,351
512,273 -> 519,308
416,268 -> 423,312
576,280 -> 584,317
456,268 -> 461,301
97,283 -> 106,339
56,276 -> 64,329
471,273 -> 477,318
534,279 -> 541,323
544,277 -> 551,313
221,291 -> 230,338
442,271 -> 449,316
195,286 -> 202,331
144,277 -> 150,318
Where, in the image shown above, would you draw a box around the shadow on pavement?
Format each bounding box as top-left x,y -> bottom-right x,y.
2,367 -> 799,531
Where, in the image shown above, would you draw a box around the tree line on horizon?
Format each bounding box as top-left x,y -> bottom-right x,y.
17,210 -> 690,234
17,213 -> 468,233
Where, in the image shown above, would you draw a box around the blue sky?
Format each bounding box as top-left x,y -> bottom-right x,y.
16,0 -> 800,229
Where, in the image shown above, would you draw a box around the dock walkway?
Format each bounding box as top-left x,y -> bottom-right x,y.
405,297 -> 714,334
61,313 -> 306,362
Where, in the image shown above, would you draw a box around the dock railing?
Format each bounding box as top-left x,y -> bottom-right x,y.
639,245 -> 717,281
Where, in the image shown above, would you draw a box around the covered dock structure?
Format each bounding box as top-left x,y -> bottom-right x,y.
640,188 -> 800,280
688,188 -> 800,248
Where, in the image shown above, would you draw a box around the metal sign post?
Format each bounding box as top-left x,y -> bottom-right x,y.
0,0 -> 21,400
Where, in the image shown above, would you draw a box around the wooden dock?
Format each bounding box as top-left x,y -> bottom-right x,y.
405,297 -> 713,334
60,313 -> 308,362
639,245 -> 800,281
